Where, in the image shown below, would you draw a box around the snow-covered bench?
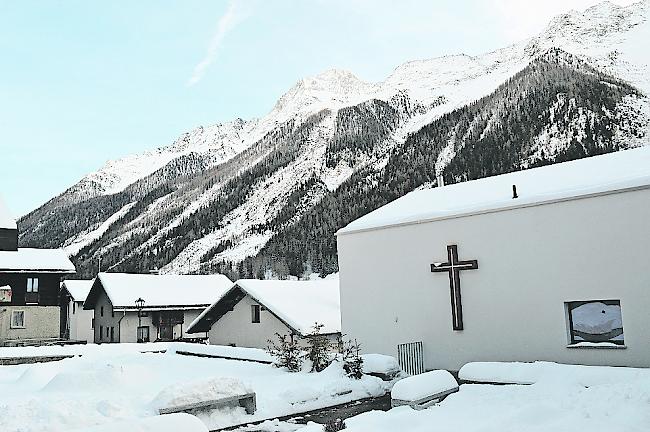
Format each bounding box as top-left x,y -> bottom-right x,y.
158,393 -> 256,415
362,354 -> 402,381
152,377 -> 256,416
390,370 -> 459,410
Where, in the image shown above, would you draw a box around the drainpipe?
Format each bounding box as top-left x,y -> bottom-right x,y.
116,310 -> 126,343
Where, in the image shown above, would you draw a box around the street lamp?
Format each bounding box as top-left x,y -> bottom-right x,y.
135,297 -> 145,342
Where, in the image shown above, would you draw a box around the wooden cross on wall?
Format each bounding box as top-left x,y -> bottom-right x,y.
431,245 -> 478,331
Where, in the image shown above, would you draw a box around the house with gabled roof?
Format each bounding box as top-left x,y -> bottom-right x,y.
0,194 -> 76,346
60,279 -> 94,343
187,278 -> 341,349
83,272 -> 232,343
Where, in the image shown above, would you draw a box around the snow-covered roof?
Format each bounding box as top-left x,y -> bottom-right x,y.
0,194 -> 17,230
188,279 -> 341,335
0,248 -> 76,273
61,279 -> 94,302
85,272 -> 233,310
338,147 -> 650,234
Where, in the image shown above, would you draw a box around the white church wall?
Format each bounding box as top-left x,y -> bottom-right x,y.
338,187 -> 650,371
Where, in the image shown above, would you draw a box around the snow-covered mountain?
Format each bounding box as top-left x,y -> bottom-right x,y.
18,1 -> 650,278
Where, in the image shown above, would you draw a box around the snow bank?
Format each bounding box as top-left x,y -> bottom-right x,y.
458,361 -> 650,386
0,344 -> 389,431
74,413 -> 208,432
296,365 -> 650,432
362,354 -> 401,375
391,370 -> 458,402
151,377 -> 252,411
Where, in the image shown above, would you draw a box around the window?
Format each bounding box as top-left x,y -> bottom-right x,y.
25,278 -> 39,304
72,302 -> 76,314
99,325 -> 103,340
105,327 -> 109,338
100,306 -> 104,317
251,304 -> 261,323
137,326 -> 150,343
110,327 -> 115,342
26,278 -> 38,292
111,310 -> 114,318
10,311 -> 25,328
91,318 -> 95,329
567,300 -> 624,346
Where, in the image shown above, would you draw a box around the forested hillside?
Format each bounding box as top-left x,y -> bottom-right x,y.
233,50 -> 644,278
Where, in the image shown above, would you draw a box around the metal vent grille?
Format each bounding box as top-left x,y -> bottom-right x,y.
397,341 -> 425,375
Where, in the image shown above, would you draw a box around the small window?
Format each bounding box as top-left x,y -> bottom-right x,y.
25,278 -> 39,303
91,318 -> 95,329
137,326 -> 150,343
72,302 -> 76,314
26,278 -> 39,293
567,300 -> 624,345
111,310 -> 114,318
100,306 -> 104,317
106,327 -> 109,337
110,327 -> 115,342
251,304 -> 261,323
99,325 -> 103,340
10,311 -> 25,328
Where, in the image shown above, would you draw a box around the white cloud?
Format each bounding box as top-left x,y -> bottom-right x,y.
187,0 -> 246,87
490,0 -> 638,41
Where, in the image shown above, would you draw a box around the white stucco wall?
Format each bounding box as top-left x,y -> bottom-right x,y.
93,290 -> 123,343
338,187 -> 650,371
208,295 -> 294,348
118,309 -> 204,343
68,301 -> 94,343
0,306 -> 60,342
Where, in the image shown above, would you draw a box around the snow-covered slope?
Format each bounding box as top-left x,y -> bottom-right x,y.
18,1 -> 650,278
64,118 -> 260,201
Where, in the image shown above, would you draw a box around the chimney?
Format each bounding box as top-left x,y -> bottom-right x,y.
512,184 -> 518,199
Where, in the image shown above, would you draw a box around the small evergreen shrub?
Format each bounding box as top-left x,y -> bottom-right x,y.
341,339 -> 364,379
305,323 -> 333,372
266,332 -> 302,372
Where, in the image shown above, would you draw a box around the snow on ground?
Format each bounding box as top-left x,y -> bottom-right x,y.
297,362 -> 650,432
458,360 -> 650,386
77,413 -> 208,432
0,342 -> 272,362
151,377 -> 252,412
0,343 -> 387,432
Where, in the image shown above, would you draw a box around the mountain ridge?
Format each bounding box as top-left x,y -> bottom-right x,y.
18,0 -> 650,279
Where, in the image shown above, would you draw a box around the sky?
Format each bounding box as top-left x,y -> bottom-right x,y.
0,0 -> 638,216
